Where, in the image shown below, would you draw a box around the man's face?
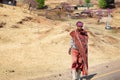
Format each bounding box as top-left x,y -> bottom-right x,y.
77,26 -> 82,30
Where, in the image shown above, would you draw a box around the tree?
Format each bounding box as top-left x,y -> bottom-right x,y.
36,0 -> 45,9
98,0 -> 107,8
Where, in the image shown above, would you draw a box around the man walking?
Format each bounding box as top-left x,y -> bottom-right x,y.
69,21 -> 88,80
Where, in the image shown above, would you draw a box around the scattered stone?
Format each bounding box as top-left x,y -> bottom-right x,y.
0,22 -> 6,28
17,21 -> 23,24
22,16 -> 32,21
9,70 -> 15,73
11,25 -> 19,28
3,14 -> 8,17
17,17 -> 33,24
6,70 -> 15,73
59,74 -> 62,77
106,66 -> 109,68
0,25 -> 3,28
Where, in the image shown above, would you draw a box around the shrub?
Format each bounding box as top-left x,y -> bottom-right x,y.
36,0 -> 45,9
85,0 -> 90,3
98,0 -> 107,8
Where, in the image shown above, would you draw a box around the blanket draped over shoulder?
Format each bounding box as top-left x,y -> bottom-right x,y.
70,29 -> 88,75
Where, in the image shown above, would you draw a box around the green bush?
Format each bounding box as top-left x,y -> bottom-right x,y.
85,0 -> 90,3
36,0 -> 45,9
98,0 -> 107,8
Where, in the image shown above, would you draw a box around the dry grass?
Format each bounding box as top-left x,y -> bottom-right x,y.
0,3 -> 120,80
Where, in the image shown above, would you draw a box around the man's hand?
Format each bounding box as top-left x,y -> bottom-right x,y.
68,48 -> 71,55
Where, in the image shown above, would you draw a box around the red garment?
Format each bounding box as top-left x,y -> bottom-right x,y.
70,29 -> 88,75
71,48 -> 83,69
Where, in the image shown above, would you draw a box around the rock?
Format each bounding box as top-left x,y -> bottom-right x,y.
17,21 -> 23,24
59,74 -> 62,76
6,70 -> 15,73
11,25 -> 19,28
0,22 -> 6,28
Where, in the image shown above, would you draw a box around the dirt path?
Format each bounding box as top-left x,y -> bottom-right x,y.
29,60 -> 120,80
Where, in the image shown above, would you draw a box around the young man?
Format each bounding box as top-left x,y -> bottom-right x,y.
69,21 -> 88,80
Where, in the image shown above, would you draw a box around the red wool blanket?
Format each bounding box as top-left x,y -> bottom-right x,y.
70,29 -> 88,75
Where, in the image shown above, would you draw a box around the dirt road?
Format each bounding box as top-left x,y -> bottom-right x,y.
29,60 -> 120,80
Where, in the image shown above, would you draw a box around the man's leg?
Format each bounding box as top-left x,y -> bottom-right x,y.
77,69 -> 81,80
72,69 -> 81,80
72,69 -> 77,80
71,49 -> 79,80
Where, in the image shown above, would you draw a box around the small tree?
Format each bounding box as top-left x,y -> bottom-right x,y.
36,0 -> 45,9
98,0 -> 107,8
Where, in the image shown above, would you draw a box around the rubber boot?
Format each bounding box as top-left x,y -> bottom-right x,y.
72,69 -> 77,80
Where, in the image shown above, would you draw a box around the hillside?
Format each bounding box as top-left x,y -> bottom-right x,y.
0,3 -> 120,80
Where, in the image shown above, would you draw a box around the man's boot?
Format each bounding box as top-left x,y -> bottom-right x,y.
72,69 -> 77,80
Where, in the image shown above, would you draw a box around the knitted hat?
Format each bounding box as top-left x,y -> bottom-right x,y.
76,21 -> 83,27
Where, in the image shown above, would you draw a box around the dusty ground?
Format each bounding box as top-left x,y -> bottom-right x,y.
0,2 -> 120,80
